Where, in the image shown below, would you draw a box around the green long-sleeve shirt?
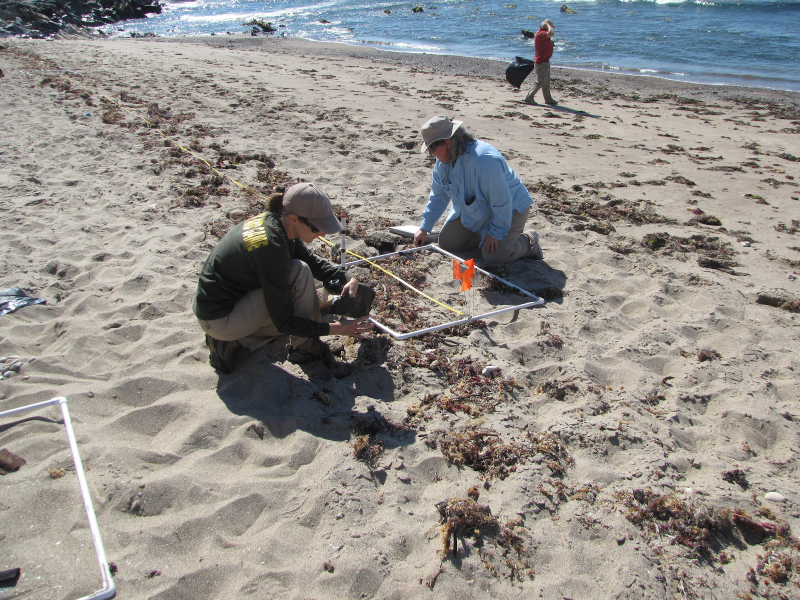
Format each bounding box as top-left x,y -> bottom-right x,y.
193,212 -> 345,338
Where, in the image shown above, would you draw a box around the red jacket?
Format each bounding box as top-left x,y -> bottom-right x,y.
534,28 -> 554,64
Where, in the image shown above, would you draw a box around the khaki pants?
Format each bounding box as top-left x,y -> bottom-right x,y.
525,62 -> 553,104
439,207 -> 530,264
197,260 -> 320,348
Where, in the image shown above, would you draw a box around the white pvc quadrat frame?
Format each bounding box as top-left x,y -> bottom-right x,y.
0,397 -> 116,600
345,244 -> 545,340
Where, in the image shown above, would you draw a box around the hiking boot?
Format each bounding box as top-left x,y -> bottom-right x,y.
206,334 -> 240,374
287,337 -> 344,364
329,284 -> 375,318
524,230 -> 544,260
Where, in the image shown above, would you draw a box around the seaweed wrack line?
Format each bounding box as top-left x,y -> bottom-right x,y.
88,84 -> 460,314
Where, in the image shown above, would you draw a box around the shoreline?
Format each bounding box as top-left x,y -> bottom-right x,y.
163,35 -> 800,108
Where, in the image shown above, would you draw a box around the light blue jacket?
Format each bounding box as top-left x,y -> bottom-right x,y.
420,140 -> 532,243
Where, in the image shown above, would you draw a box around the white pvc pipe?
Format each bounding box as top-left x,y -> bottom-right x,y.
0,397 -> 116,600
340,216 -> 347,268
357,244 -> 546,340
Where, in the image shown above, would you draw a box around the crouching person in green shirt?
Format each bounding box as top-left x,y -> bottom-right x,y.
193,182 -> 374,373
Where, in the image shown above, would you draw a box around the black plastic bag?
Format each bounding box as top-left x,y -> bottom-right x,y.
506,56 -> 535,89
0,287 -> 46,316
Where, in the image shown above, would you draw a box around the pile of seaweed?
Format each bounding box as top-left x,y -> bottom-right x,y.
615,488 -> 800,591
431,492 -> 534,586
530,180 -> 675,233
642,232 -> 738,271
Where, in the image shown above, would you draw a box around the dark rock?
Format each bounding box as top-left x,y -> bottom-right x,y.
521,29 -> 535,39
0,0 -> 163,38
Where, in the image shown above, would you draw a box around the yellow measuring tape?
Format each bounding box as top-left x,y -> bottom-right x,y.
99,92 -> 463,316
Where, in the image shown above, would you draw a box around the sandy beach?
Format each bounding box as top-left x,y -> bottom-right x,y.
1,35 -> 799,599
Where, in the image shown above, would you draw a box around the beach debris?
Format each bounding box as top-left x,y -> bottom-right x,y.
323,561 -> 334,573
481,365 -> 501,378
764,492 -> 787,503
146,569 -> 161,578
353,435 -> 383,466
665,174 -> 696,187
435,497 -> 534,580
439,429 -> 524,481
722,469 -> 748,489
745,193 -> 770,205
436,497 -> 498,557
686,210 -> 722,227
642,232 -> 738,272
642,388 -> 665,406
439,427 -> 570,481
532,181 -> 675,230
617,488 -> 739,557
774,219 -> 800,235
48,467 -> 66,479
697,256 -> 739,273
424,563 -> 443,589
537,379 -> 579,400
697,349 -> 721,362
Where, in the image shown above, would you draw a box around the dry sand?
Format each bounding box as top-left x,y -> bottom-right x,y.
1,35 -> 799,599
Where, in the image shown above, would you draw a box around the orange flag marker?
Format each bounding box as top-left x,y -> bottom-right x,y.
460,258 -> 475,291
452,259 -> 462,280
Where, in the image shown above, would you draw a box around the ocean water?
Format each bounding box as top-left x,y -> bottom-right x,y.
105,0 -> 800,92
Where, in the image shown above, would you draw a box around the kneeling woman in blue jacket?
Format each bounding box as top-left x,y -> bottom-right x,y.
413,116 -> 543,264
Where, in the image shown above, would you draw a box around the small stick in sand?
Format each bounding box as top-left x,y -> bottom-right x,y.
426,562 -> 444,589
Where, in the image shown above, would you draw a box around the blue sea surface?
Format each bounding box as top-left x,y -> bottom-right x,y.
106,0 -> 800,92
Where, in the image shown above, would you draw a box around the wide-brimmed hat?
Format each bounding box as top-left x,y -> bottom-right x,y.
420,115 -> 463,153
283,182 -> 342,235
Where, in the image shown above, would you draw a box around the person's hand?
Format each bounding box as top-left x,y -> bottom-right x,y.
483,233 -> 499,254
413,229 -> 428,247
341,277 -> 359,298
329,316 -> 373,338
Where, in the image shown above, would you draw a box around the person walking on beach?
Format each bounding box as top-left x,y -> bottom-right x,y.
525,19 -> 557,106
413,116 -> 543,264
193,182 -> 374,373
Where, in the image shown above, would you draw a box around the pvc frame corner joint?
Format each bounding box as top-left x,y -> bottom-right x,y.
0,397 -> 116,600
345,244 -> 545,340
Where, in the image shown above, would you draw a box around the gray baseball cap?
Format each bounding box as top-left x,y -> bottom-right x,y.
420,115 -> 464,153
283,182 -> 342,234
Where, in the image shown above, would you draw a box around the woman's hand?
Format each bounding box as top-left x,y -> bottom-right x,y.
483,233 -> 499,254
413,229 -> 428,247
341,277 -> 360,298
328,316 -> 373,338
